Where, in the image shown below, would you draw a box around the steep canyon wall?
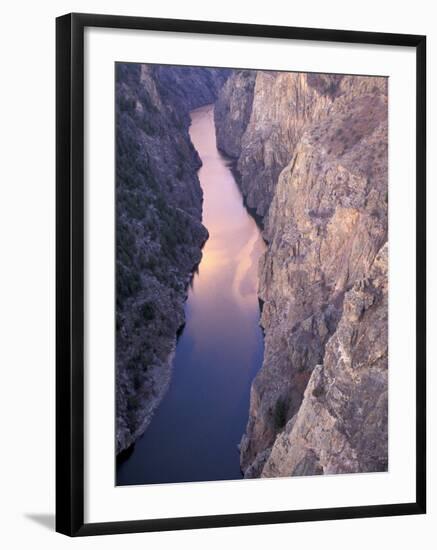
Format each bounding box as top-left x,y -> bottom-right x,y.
215,70 -> 388,477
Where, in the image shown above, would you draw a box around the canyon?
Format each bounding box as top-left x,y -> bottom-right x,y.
116,63 -> 388,481
117,105 -> 265,484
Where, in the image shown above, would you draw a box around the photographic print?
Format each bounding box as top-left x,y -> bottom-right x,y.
115,63 -> 388,486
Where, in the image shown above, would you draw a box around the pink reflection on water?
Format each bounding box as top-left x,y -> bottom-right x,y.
187,105 -> 266,358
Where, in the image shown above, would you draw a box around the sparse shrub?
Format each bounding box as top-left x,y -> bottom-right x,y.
274,397 -> 288,430
141,301 -> 155,322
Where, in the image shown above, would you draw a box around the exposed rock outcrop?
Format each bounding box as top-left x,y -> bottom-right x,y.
262,244 -> 388,477
214,70 -> 257,159
215,71 -> 388,477
116,64 -> 228,454
216,72 -> 337,219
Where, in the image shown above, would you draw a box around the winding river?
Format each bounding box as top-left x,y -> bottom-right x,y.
117,104 -> 266,485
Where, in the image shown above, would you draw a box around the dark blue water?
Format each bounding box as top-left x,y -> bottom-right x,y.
116,105 -> 265,485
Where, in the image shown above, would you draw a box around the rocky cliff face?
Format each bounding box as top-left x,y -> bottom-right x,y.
215,72 -> 336,220
116,63 -> 228,454
214,70 -> 257,159
215,70 -> 388,477
262,243 -> 388,476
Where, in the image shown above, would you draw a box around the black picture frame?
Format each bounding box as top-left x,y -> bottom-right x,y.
56,12 -> 426,537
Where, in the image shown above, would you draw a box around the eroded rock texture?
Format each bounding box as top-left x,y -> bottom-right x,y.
262,244 -> 388,477
216,72 -> 335,219
116,64 -> 228,453
215,71 -> 388,477
214,70 -> 257,159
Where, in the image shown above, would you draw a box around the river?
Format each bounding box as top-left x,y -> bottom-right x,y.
117,104 -> 266,485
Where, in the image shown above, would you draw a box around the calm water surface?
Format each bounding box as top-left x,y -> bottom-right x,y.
117,104 -> 266,485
